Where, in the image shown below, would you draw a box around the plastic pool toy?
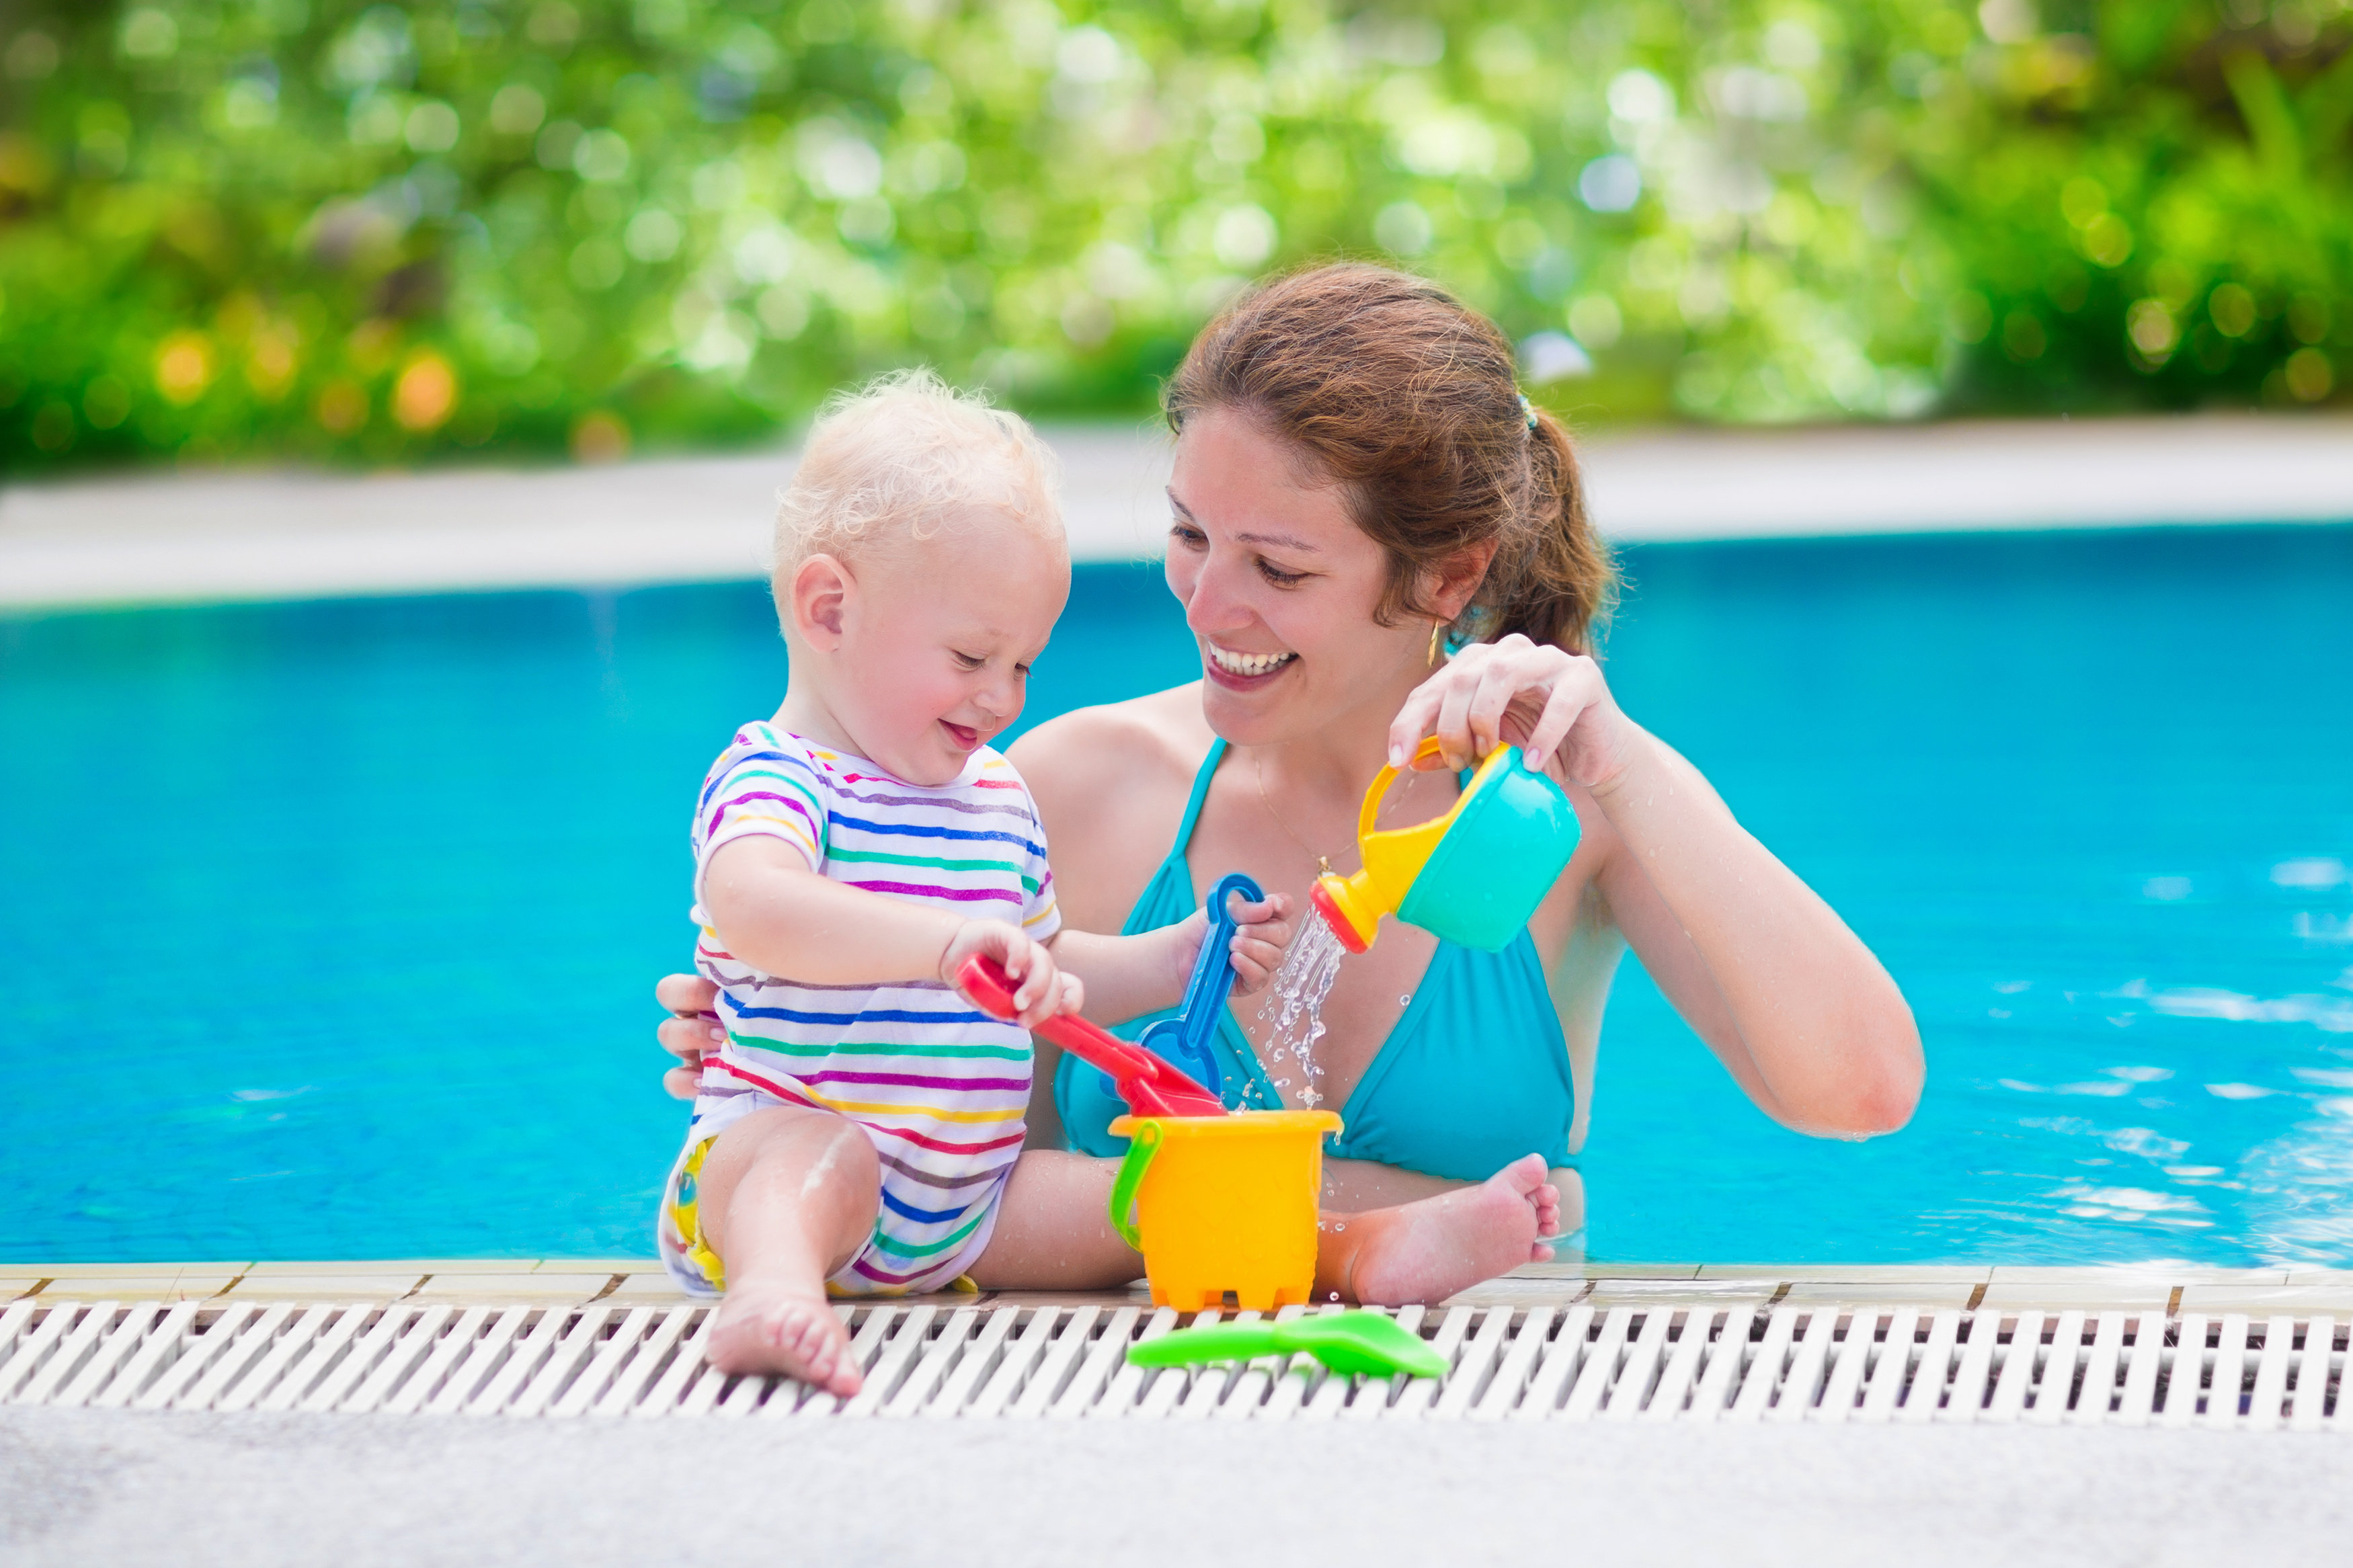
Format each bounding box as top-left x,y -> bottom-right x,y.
1309,736 -> 1581,954
1107,1107 -> 1341,1311
1125,1310 -> 1449,1379
955,954 -> 1224,1118
1133,871 -> 1263,1100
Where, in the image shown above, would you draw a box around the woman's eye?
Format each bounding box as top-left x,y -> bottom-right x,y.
1257,560 -> 1308,587
1169,522 -> 1206,549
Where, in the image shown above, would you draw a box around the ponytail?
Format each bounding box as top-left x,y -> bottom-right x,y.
1478,408 -> 1616,655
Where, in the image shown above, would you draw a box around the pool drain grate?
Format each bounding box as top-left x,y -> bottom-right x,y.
0,1299 -> 2344,1427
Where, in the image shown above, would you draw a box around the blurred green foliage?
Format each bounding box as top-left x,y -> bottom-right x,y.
1,0 -> 2347,471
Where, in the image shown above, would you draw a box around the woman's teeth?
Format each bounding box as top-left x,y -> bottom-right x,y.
1209,645 -> 1296,677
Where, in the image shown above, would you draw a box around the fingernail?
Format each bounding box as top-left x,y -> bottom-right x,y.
1387,746 -> 1404,767
707,1026 -> 725,1041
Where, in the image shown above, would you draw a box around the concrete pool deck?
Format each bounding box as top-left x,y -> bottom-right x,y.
3,412 -> 2350,610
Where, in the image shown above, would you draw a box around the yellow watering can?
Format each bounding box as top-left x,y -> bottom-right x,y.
1309,737 -> 1581,954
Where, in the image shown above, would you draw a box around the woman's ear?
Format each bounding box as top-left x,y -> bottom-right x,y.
789,553 -> 855,649
1423,540 -> 1501,622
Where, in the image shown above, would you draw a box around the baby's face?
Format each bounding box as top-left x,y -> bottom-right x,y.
832,514 -> 1070,786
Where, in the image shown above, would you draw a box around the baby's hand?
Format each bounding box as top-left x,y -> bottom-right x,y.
941,920 -> 1082,1028
1222,889 -> 1292,997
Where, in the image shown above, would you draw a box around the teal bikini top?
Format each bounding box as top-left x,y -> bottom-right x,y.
1053,739 -> 1577,1182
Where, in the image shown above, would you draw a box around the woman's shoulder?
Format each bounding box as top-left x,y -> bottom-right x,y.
1009,686 -> 1213,916
1010,684 -> 1213,796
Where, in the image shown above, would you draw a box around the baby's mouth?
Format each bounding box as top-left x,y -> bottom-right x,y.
1206,643 -> 1298,678
941,720 -> 981,750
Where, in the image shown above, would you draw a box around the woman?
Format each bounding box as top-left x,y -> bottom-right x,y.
659,263 -> 1922,1287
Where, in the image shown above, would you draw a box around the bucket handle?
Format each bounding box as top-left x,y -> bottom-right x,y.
1109,1118 -> 1162,1251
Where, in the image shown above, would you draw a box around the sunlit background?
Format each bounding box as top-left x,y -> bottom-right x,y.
2,0 -> 2348,471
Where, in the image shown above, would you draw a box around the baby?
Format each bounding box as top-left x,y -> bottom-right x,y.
662,371 -> 1560,1394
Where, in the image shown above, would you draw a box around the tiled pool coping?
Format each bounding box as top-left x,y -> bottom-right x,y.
11,1260 -> 2351,1314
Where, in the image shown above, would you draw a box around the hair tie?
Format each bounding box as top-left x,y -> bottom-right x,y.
1518,393 -> 1539,431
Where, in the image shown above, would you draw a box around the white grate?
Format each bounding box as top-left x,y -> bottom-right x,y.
1,1299 -> 2344,1427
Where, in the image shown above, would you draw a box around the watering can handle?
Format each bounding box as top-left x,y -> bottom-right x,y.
1357,737 -> 1453,840
1108,1118 -> 1161,1251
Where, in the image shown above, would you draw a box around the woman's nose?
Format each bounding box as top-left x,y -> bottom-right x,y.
1181,551 -> 1257,637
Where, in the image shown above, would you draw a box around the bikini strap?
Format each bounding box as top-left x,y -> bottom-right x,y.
1168,737 -> 1226,858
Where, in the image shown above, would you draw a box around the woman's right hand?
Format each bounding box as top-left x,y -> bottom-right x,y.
1386,631 -> 1636,790
656,973 -> 723,1100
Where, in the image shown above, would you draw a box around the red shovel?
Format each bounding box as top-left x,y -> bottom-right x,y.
955,954 -> 1228,1118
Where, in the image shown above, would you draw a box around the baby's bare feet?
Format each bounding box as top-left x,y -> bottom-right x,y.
1345,1153 -> 1558,1306
707,1280 -> 861,1394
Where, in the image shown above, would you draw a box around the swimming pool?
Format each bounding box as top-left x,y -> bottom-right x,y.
3,525 -> 2349,1266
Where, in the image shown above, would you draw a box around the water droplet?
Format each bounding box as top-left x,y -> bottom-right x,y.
1400,993 -> 1411,1006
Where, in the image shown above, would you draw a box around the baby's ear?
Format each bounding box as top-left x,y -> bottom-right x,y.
791,553 -> 853,645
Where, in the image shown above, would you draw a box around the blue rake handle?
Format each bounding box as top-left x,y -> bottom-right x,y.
1134,871 -> 1263,1102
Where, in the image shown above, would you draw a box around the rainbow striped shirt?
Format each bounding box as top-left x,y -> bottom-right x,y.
678,723 -> 1058,1294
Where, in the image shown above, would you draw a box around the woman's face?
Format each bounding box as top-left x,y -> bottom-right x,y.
1164,407 -> 1433,748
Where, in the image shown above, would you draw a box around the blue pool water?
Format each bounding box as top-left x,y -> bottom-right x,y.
3,526 -> 2350,1266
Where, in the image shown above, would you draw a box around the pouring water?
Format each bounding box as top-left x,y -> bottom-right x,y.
1257,916 -> 1348,1108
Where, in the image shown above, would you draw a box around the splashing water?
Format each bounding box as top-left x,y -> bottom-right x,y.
1257,915 -> 1348,1108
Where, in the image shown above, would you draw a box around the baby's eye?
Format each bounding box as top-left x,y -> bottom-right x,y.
1013,661 -> 1032,677
951,651 -> 985,670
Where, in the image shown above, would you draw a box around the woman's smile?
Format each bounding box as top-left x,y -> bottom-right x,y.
1203,641 -> 1300,688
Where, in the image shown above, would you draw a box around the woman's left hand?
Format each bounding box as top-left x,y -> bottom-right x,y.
1387,632 -> 1636,788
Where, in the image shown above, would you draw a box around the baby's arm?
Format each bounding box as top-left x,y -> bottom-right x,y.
1048,889 -> 1291,1027
702,837 -> 1076,1023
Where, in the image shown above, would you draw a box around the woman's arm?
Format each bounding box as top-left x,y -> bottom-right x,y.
1390,635 -> 1923,1138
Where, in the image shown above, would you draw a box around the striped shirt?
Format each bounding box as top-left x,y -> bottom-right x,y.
680,722 -> 1058,1294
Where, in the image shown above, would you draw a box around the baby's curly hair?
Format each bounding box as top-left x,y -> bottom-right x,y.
773,368 -> 1062,573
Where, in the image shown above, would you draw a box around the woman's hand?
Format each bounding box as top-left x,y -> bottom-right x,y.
656,973 -> 723,1100
1386,632 -> 1636,790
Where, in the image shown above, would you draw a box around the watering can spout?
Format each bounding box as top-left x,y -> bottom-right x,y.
1309,872 -> 1379,954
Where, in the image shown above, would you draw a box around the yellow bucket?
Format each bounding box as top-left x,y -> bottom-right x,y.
1107,1109 -> 1343,1311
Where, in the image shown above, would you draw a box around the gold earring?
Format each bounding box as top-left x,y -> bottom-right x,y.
1427,619 -> 1445,667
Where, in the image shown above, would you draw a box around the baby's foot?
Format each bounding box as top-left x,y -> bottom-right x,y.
707,1280 -> 861,1395
1345,1153 -> 1558,1306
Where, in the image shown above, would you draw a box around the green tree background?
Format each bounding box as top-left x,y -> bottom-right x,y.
1,0 -> 2346,471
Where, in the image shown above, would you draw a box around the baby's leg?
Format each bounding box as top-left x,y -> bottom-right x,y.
692,1105 -> 881,1392
967,1149 -> 1140,1290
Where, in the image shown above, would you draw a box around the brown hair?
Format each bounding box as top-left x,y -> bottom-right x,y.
1164,263 -> 1615,654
